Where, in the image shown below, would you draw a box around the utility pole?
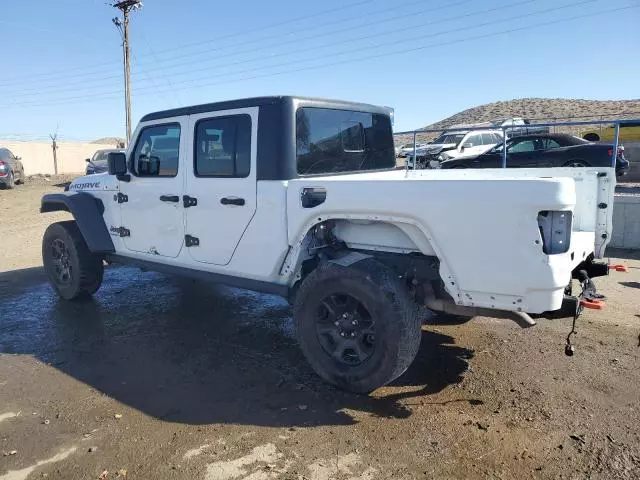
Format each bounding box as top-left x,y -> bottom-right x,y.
112,0 -> 143,144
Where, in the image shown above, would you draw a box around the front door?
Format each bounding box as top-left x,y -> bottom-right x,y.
184,108 -> 258,265
119,119 -> 186,258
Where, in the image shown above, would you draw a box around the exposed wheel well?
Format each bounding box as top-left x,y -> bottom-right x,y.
288,219 -> 449,306
583,132 -> 600,142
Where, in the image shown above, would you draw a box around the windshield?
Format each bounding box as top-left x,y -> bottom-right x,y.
296,107 -> 395,175
91,151 -> 110,163
432,134 -> 466,146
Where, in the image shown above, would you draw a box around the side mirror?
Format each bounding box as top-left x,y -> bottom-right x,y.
85,158 -> 91,163
108,152 -> 127,175
15,156 -> 22,160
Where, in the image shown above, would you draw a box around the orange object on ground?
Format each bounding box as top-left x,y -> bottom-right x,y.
580,299 -> 606,310
609,264 -> 629,272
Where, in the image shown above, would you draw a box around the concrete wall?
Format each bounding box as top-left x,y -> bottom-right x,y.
0,140 -> 118,176
611,195 -> 640,249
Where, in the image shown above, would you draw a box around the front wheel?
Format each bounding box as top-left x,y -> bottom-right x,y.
293,259 -> 421,393
42,221 -> 104,300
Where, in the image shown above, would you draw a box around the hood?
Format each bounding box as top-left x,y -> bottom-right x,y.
87,159 -> 109,173
68,173 -> 119,192
413,143 -> 457,156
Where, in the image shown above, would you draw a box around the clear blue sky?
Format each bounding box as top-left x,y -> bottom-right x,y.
0,0 -> 638,141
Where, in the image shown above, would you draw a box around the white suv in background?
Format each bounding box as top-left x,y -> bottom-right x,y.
406,130 -> 503,168
432,130 -> 504,166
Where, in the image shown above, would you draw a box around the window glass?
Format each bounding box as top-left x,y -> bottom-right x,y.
132,124 -> 181,177
92,151 -> 109,162
433,133 -> 466,145
481,133 -> 497,145
296,108 -> 394,175
195,115 -> 251,177
508,140 -> 536,153
464,134 -> 481,147
541,138 -> 561,149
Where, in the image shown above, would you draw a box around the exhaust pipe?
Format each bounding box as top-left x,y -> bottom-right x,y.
425,299 -> 536,329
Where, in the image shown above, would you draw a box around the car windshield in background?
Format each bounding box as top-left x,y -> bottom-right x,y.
92,151 -> 110,162
296,107 -> 395,175
432,134 -> 466,145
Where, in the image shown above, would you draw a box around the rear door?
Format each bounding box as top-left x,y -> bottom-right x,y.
184,107 -> 258,265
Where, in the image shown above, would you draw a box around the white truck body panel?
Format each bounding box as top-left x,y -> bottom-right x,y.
67,163 -> 615,315
63,95 -> 615,318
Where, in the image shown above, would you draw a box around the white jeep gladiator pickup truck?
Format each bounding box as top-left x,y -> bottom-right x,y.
40,96 -> 617,393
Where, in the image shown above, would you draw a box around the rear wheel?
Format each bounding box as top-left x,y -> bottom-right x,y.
293,259 -> 421,393
42,221 -> 104,300
564,159 -> 590,168
5,171 -> 15,189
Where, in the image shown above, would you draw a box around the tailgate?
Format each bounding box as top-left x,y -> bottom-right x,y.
459,167 -> 616,259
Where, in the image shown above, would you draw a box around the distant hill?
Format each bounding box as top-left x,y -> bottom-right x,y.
423,98 -> 640,131
92,137 -> 125,146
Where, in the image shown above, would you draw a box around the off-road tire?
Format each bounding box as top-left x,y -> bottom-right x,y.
42,221 -> 104,300
293,258 -> 421,393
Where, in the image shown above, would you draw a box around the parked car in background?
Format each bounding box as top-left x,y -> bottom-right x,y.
439,133 -> 630,175
86,148 -> 126,175
0,147 -> 25,189
406,129 -> 503,168
396,142 -> 428,158
491,117 -> 550,137
581,120 -> 640,142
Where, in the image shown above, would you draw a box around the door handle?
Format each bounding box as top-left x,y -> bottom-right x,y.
160,195 -> 180,203
220,197 -> 245,206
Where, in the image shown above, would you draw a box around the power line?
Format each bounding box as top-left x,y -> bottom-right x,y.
129,0 -> 448,71
1,0 -> 473,97
0,0 -> 380,86
137,30 -> 181,106
1,0 -> 598,100
4,0 -> 604,102
0,0 -> 427,90
1,3 -> 636,109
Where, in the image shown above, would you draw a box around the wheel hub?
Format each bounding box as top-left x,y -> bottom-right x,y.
316,294 -> 376,366
50,239 -> 73,285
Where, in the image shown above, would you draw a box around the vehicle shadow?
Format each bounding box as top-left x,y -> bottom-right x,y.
620,281 -> 640,289
606,248 -> 640,261
0,266 -> 473,427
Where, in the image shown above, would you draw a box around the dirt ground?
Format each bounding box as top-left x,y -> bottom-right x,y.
1,180 -> 639,480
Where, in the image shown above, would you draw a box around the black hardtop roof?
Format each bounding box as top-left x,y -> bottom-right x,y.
140,96 -> 391,122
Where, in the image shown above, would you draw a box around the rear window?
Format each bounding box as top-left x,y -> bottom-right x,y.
296,107 -> 395,175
